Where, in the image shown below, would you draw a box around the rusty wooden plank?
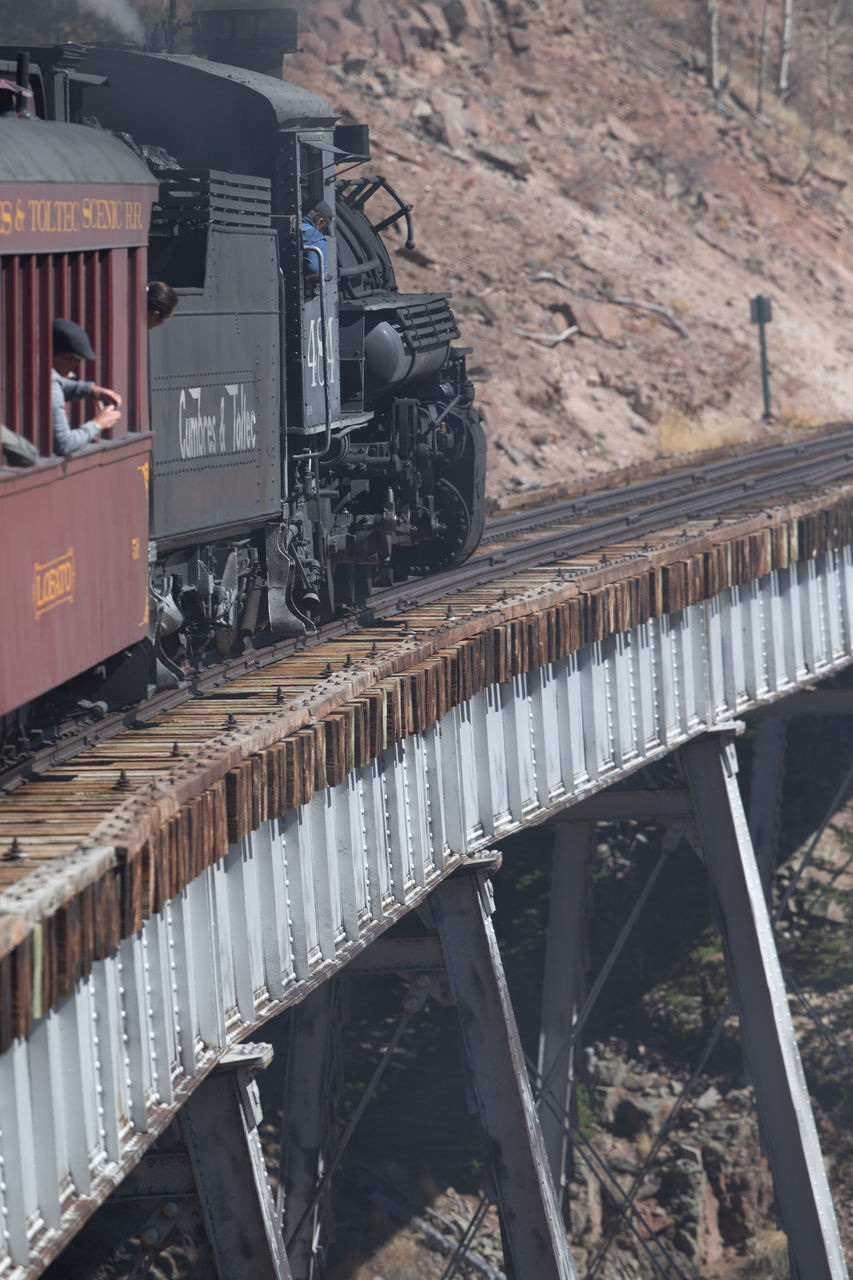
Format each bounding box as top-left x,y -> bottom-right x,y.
250,755 -> 264,833
581,593 -> 597,645
239,760 -> 253,841
527,614 -> 544,674
363,688 -> 386,759
384,679 -> 403,745
197,789 -> 213,873
570,595 -> 586,651
161,814 -> 175,903
93,870 -> 121,962
283,737 -> 303,812
490,624 -> 506,686
350,699 -> 370,773
0,952 -> 14,1053
324,714 -> 347,790
661,563 -> 685,615
509,618 -> 525,679
408,667 -> 427,735
295,730 -> 317,810
392,673 -> 408,740
12,934 -> 33,1040
551,602 -> 569,662
56,898 -> 81,1001
425,655 -> 441,721
167,813 -> 181,905
688,554 -> 703,607
264,744 -> 283,824
311,722 -> 326,794
755,528 -> 772,579
140,835 -> 156,922
185,794 -> 200,882
123,849 -> 143,938
225,765 -> 244,845
79,883 -> 95,981
178,806 -> 192,899
771,521 -> 789,569
475,632 -> 490,693
212,779 -> 228,865
648,565 -> 664,617
0,914 -> 30,958
42,915 -> 57,1017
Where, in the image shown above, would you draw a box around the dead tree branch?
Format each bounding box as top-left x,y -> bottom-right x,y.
515,325 -> 579,347
610,296 -> 692,339
530,273 -> 691,341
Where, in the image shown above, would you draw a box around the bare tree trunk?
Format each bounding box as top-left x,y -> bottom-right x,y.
706,0 -> 720,94
757,0 -> 772,112
778,0 -> 793,99
824,0 -> 841,132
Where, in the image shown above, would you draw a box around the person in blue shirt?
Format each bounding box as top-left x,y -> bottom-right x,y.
301,200 -> 334,285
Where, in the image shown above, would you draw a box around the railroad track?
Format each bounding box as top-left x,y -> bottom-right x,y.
483,424 -> 853,537
368,422 -> 853,610
3,425 -> 853,795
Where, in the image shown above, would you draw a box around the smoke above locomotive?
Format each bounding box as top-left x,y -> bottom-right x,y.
0,7 -> 485,713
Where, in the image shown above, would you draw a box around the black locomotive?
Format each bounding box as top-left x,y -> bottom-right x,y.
1,8 -> 484,710
96,8 -> 484,683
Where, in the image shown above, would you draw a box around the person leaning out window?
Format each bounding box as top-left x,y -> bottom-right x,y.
51,318 -> 121,457
147,280 -> 178,330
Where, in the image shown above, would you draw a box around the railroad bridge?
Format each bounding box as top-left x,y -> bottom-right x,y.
1,443 -> 852,1280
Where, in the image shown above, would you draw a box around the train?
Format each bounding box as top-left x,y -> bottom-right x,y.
0,8 -> 485,746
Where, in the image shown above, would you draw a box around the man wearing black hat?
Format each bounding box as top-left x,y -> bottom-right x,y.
51,318 -> 122,456
301,200 -> 334,283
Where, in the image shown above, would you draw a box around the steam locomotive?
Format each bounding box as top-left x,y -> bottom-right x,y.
0,9 -> 485,735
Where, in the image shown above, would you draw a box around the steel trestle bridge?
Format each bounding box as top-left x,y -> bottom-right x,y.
1,448 -> 853,1279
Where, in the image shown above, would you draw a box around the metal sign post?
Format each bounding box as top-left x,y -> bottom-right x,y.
750,295 -> 773,419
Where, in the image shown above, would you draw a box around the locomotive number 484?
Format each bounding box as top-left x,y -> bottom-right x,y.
306,316 -> 336,388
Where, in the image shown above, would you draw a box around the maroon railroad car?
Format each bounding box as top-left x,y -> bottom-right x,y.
0,113 -> 157,722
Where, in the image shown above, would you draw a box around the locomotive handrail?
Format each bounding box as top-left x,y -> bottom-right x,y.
279,267 -> 288,492
300,244 -> 332,460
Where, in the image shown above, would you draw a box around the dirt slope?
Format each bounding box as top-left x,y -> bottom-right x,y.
284,0 -> 853,505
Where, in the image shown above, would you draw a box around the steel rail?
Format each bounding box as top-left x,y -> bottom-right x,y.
0,609 -> 367,794
368,442 -> 853,618
483,426 -> 853,541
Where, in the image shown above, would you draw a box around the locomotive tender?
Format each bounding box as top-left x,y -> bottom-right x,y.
0,9 -> 485,731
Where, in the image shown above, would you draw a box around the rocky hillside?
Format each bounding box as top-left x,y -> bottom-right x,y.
279,0 -> 853,504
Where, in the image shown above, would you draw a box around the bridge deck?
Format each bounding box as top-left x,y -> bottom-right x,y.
1,482 -> 853,1274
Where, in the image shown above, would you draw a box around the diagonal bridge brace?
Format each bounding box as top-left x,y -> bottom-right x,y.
680,730 -> 848,1280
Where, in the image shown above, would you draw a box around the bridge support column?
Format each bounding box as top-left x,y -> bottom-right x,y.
431,869 -> 579,1280
537,821 -> 591,1213
279,983 -> 335,1280
747,715 -> 787,899
180,1043 -> 293,1280
680,733 -> 848,1280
